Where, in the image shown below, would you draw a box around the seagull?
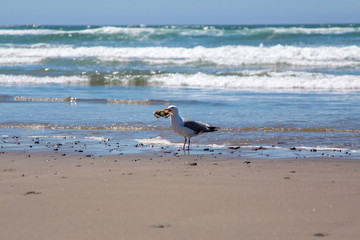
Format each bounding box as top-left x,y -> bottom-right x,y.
165,105 -> 219,150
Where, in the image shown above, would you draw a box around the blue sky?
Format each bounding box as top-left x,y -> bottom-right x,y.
1,0 -> 359,25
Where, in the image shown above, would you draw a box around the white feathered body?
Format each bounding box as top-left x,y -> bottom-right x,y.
170,114 -> 197,138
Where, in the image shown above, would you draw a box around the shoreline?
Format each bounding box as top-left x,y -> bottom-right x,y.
2,133 -> 359,160
1,151 -> 360,240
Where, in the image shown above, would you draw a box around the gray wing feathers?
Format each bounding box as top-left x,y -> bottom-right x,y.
183,120 -> 218,134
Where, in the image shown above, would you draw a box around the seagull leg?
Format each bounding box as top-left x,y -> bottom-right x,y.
182,137 -> 187,150
188,138 -> 191,150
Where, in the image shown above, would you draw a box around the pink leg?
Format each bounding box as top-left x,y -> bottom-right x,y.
182,137 -> 187,150
188,138 -> 191,150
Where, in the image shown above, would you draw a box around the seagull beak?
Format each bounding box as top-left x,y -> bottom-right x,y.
163,108 -> 173,115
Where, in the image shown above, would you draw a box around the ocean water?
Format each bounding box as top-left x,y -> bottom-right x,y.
1,24 -> 360,158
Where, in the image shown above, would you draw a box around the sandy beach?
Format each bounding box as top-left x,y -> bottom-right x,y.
0,151 -> 359,240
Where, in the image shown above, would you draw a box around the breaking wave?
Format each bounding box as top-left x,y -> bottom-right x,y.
1,71 -> 360,90
1,44 -> 360,67
1,25 -> 360,37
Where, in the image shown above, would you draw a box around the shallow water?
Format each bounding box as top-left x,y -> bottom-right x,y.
1,85 -> 360,158
1,24 -> 360,158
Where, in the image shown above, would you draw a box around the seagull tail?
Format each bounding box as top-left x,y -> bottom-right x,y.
208,126 -> 219,132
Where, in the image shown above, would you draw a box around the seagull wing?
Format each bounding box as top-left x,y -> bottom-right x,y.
183,119 -> 218,134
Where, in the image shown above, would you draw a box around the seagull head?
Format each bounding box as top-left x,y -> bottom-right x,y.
165,105 -> 179,115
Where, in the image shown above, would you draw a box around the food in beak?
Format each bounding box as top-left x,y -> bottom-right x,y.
153,109 -> 171,118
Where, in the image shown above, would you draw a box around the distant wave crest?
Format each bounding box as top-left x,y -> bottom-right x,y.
1,71 -> 360,90
1,45 -> 360,67
1,25 -> 360,37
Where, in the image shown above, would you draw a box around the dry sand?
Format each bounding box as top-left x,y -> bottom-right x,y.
1,151 -> 360,240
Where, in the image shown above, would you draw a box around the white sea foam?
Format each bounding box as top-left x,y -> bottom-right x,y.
148,72 -> 360,90
257,26 -> 360,35
1,71 -> 359,90
1,44 -> 360,67
80,26 -> 156,35
0,26 -> 359,36
84,136 -> 110,141
0,29 -> 66,35
0,75 -> 88,85
0,26 -> 156,36
135,136 -> 174,146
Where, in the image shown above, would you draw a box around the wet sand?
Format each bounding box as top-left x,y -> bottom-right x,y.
1,151 -> 360,240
